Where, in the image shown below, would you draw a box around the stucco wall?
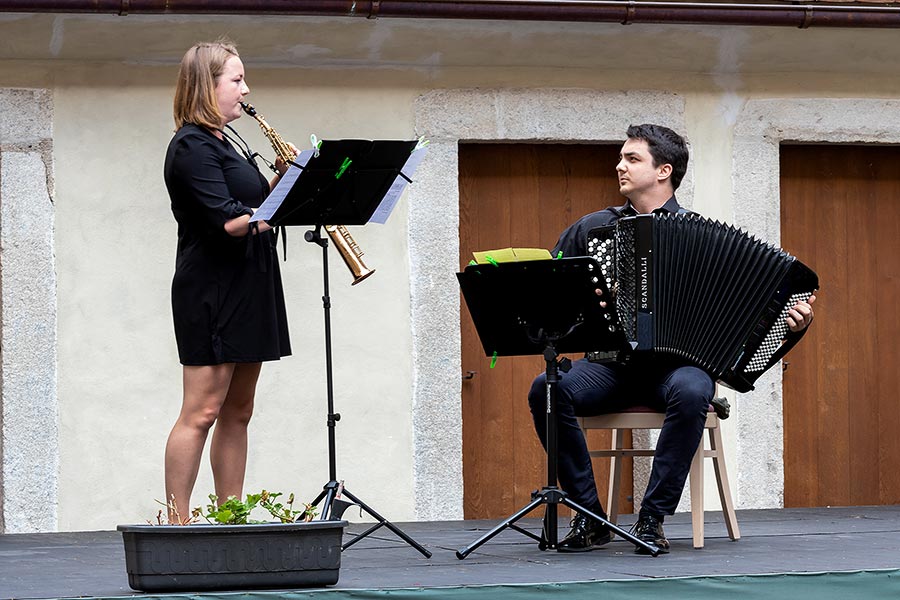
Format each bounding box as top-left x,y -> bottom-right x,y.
1,14 -> 899,531
47,66 -> 421,531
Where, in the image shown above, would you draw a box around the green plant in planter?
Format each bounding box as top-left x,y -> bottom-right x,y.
203,493 -> 262,524
153,490 -> 317,525
260,490 -> 317,523
202,490 -> 317,524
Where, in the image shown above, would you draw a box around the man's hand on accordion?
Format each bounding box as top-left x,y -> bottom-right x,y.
594,282 -> 618,309
786,294 -> 816,333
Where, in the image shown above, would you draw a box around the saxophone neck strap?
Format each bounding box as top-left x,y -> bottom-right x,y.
222,125 -> 278,174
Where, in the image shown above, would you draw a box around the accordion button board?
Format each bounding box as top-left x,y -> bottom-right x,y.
587,213 -> 819,392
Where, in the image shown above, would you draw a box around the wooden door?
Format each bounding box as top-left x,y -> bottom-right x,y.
780,144 -> 900,507
459,143 -> 631,519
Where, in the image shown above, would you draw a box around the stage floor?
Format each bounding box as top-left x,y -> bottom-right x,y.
3,505 -> 900,599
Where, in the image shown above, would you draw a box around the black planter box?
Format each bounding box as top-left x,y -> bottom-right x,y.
117,520 -> 347,592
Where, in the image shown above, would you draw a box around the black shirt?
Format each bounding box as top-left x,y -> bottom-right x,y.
552,196 -> 686,258
164,123 -> 291,365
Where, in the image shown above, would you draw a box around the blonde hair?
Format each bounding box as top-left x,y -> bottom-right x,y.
173,40 -> 240,131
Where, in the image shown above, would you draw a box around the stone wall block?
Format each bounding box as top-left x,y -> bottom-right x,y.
0,87 -> 57,534
0,89 -> 53,146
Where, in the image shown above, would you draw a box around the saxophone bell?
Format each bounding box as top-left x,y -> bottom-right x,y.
325,225 -> 375,285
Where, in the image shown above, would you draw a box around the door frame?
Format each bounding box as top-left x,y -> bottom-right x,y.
407,89 -> 691,520
732,98 -> 900,509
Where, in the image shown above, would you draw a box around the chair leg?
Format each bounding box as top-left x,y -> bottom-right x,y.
690,432 -> 705,549
710,422 -> 741,541
607,428 -> 625,527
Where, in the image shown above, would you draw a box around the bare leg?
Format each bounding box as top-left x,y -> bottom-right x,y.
164,363 -> 235,523
210,362 -> 262,504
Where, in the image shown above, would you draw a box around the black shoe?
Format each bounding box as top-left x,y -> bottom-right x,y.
557,513 -> 611,552
631,513 -> 670,554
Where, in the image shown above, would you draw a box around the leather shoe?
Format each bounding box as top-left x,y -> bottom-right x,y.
558,513 -> 611,552
632,513 -> 670,554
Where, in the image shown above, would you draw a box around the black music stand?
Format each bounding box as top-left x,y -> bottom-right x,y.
455,257 -> 659,558
266,139 -> 431,558
265,139 -> 420,226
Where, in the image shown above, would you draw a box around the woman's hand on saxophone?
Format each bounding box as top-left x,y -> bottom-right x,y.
274,142 -> 300,176
270,142 -> 299,192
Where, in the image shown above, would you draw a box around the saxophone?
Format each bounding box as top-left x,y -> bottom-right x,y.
240,101 -> 375,285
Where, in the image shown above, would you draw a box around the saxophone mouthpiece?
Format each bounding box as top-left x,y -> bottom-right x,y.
240,101 -> 256,116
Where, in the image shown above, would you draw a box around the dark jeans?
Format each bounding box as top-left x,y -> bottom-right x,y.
527,357 -> 714,517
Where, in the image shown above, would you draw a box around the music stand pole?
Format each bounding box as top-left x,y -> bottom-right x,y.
542,343 -> 561,547
305,225 -> 432,559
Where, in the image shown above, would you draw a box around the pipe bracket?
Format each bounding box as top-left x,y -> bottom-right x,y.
800,5 -> 814,28
622,0 -> 637,24
368,0 -> 381,19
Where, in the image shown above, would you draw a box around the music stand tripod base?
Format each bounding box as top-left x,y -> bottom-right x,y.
311,480 -> 432,557
454,350 -> 660,560
455,487 -> 659,559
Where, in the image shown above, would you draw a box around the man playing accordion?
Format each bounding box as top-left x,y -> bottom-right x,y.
527,124 -> 815,553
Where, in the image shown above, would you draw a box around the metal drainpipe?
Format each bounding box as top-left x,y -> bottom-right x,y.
0,0 -> 899,28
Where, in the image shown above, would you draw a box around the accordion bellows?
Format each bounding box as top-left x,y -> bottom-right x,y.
588,213 -> 819,392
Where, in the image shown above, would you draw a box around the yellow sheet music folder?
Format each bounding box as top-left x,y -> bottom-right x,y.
472,247 -> 553,264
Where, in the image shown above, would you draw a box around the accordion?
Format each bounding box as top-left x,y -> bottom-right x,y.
586,213 -> 818,392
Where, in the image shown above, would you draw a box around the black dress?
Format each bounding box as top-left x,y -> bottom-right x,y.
164,123 -> 291,365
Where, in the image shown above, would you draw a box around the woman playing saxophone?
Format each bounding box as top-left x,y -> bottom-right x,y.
162,40 -> 292,523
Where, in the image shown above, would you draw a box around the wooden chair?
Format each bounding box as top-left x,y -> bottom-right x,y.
579,402 -> 740,548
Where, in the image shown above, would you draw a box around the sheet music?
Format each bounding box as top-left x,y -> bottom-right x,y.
250,149 -> 315,223
369,146 -> 428,225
